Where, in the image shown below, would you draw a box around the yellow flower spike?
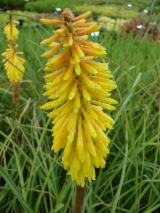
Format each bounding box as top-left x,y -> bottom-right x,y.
4,20 -> 19,42
2,45 -> 25,83
40,8 -> 117,186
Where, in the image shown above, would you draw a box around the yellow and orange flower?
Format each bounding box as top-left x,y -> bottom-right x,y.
2,45 -> 25,83
40,8 -> 117,186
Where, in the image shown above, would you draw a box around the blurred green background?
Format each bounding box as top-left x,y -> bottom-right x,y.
0,1 -> 160,213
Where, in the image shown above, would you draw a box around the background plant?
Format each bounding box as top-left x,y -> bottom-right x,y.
0,1 -> 160,213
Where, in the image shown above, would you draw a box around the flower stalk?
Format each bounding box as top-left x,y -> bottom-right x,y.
74,184 -> 86,213
11,82 -> 20,104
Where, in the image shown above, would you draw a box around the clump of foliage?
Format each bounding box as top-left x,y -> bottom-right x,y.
98,15 -> 131,32
74,5 -> 139,19
23,0 -> 81,12
0,10 -> 39,28
0,0 -> 25,9
0,2 -> 160,213
121,17 -> 159,41
0,15 -> 160,212
76,0 -> 105,4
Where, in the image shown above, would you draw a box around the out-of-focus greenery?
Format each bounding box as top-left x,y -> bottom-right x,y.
75,5 -> 139,19
0,12 -> 160,212
1,0 -> 156,18
98,16 -> 131,32
0,1 -> 160,212
0,10 -> 39,28
23,0 -> 81,13
0,0 -> 25,9
75,0 -> 106,4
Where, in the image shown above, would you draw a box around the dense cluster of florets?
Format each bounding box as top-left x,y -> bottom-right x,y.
40,9 -> 117,186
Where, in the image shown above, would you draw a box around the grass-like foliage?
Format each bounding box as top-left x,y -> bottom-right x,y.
0,5 -> 160,213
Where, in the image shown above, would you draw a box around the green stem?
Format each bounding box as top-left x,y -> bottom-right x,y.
74,184 -> 86,213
